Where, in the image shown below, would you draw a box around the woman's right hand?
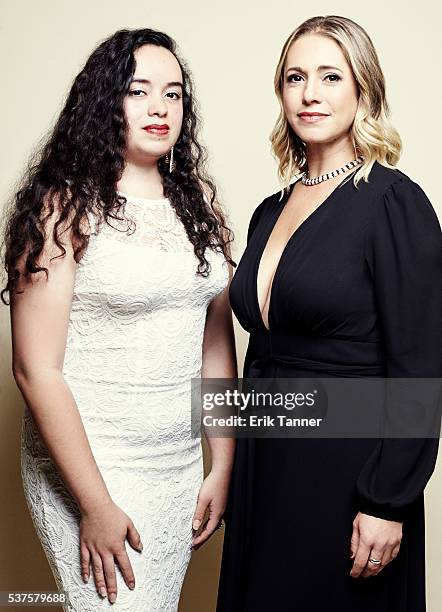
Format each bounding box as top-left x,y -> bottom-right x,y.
79,499 -> 143,603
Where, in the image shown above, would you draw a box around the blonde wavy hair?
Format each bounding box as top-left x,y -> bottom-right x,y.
271,15 -> 402,189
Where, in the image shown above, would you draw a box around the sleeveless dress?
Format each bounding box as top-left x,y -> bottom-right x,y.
20,192 -> 229,611
217,162 -> 442,611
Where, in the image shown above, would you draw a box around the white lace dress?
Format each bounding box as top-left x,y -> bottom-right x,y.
20,193 -> 229,611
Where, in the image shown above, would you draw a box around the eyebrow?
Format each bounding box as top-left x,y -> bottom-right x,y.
130,78 -> 183,88
286,65 -> 343,74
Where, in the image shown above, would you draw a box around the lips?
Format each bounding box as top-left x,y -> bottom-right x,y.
143,124 -> 170,135
298,112 -> 329,124
298,112 -> 328,117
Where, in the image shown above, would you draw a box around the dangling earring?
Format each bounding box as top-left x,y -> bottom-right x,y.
169,146 -> 174,173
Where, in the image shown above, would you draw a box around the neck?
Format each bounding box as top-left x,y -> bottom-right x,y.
305,135 -> 357,177
116,157 -> 165,199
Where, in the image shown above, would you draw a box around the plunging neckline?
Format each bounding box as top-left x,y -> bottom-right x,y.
255,172 -> 355,331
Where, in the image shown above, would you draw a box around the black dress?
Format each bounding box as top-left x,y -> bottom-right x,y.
217,161 -> 442,612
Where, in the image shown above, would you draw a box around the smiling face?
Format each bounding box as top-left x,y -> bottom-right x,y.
123,44 -> 184,164
282,33 -> 359,147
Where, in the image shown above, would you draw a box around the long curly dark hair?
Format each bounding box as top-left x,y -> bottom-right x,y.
0,28 -> 235,306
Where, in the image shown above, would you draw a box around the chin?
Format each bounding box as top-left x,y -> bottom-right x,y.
293,134 -> 328,146
296,129 -> 337,145
136,145 -> 170,158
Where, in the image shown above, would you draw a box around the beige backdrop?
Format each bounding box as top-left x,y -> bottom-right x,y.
1,1 -> 441,610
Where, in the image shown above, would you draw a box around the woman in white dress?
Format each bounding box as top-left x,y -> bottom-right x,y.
1,28 -> 236,611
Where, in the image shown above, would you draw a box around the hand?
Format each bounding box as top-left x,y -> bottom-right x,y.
350,512 -> 402,578
192,469 -> 230,550
79,499 -> 143,603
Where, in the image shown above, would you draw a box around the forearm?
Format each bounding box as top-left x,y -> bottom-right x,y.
15,368 -> 112,515
200,274 -> 238,477
201,338 -> 237,475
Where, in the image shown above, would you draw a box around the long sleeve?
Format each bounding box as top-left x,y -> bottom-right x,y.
356,175 -> 442,522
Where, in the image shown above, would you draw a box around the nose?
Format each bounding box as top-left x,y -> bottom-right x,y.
147,93 -> 168,118
303,77 -> 322,105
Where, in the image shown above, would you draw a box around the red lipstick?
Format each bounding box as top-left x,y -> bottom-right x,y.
143,124 -> 170,135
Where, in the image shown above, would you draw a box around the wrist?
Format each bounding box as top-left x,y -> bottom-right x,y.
79,493 -> 113,516
210,463 -> 233,478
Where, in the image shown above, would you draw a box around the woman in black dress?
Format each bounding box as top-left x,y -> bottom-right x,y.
217,15 -> 442,612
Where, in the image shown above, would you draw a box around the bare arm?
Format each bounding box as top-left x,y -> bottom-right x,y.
11,197 -> 141,601
192,262 -> 237,547
201,262 -> 237,474
11,200 -> 112,515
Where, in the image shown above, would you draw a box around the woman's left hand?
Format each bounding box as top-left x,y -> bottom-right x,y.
350,512 -> 403,578
191,469 -> 230,549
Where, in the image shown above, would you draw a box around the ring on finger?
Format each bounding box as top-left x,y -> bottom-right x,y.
368,557 -> 382,565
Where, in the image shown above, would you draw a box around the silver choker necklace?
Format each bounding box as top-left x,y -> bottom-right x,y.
301,156 -> 363,186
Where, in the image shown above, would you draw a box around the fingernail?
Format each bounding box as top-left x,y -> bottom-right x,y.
129,582 -> 135,590
138,542 -> 143,552
109,593 -> 116,603
99,587 -> 106,597
82,574 -> 88,583
193,519 -> 201,530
